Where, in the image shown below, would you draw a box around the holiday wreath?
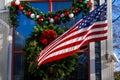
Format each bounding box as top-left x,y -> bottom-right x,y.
9,0 -> 92,80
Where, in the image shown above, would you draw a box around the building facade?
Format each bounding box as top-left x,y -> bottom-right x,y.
89,0 -> 115,80
0,0 -> 117,80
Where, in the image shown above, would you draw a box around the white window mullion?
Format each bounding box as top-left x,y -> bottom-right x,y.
90,42 -> 96,80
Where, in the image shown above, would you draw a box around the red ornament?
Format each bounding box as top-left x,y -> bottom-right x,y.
87,1 -> 92,7
78,8 -> 81,12
41,39 -> 48,45
53,35 -> 56,39
75,9 -> 79,13
11,1 -> 17,6
54,16 -> 59,21
79,0 -> 83,3
18,5 -> 24,11
26,11 -> 31,16
57,12 -> 61,17
64,11 -> 69,16
38,17 -> 44,22
47,16 -> 51,20
40,30 -> 57,45
71,6 -> 75,10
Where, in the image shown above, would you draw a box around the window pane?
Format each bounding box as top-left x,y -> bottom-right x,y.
16,2 -> 49,38
14,54 -> 24,80
95,42 -> 101,80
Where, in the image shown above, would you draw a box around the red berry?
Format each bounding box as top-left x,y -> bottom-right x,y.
18,5 -> 24,11
54,16 -> 59,20
11,1 -> 17,6
38,17 -> 44,22
47,16 -> 51,20
26,11 -> 31,16
79,0 -> 83,3
71,6 -> 75,10
57,13 -> 61,17
65,11 -> 69,16
42,39 -> 48,45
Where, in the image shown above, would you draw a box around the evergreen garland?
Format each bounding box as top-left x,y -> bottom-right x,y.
9,0 -> 92,27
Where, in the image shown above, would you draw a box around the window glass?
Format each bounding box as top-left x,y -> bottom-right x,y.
16,2 -> 49,38
14,54 -> 24,80
62,53 -> 88,80
95,42 -> 101,80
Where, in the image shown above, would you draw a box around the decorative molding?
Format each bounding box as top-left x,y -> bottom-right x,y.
13,50 -> 25,54
77,49 -> 88,53
0,18 -> 9,29
0,10 -> 9,13
89,42 -> 96,80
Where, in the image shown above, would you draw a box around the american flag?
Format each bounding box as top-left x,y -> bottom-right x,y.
38,2 -> 107,66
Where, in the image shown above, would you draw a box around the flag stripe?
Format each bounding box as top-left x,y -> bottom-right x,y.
38,33 -> 107,66
38,21 -> 107,61
49,30 -> 107,54
42,21 -> 107,53
39,20 -> 106,57
38,22 -> 107,62
38,28 -> 107,62
38,36 -> 107,66
41,37 -> 107,65
40,49 -> 78,65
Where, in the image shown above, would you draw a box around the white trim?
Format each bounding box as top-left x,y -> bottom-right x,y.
101,40 -> 108,80
90,42 -> 96,80
0,9 -> 9,13
0,18 -> 9,29
100,0 -> 105,5
101,0 -> 114,80
5,0 -> 13,9
0,19 -> 11,80
107,0 -> 113,56
7,28 -> 12,80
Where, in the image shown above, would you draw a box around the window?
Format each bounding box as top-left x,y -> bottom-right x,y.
14,1 -> 89,80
